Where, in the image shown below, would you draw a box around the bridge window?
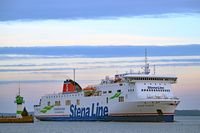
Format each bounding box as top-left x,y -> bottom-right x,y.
77,99 -> 80,105
119,96 -> 124,102
108,90 -> 112,93
103,91 -> 107,94
128,89 -> 134,92
65,100 -> 71,106
55,101 -> 61,106
117,90 -> 121,92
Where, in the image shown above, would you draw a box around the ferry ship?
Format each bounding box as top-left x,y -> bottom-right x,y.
34,52 -> 180,122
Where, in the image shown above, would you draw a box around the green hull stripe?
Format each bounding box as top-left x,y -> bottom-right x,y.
110,92 -> 121,99
40,105 -> 54,113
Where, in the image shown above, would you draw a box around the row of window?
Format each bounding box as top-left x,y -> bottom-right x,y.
128,89 -> 134,92
48,99 -> 80,106
48,96 -> 125,107
103,90 -> 121,94
119,96 -> 124,102
141,89 -> 170,92
46,94 -> 83,99
144,83 -> 166,85
129,77 -> 175,81
106,96 -> 124,103
46,89 -> 122,99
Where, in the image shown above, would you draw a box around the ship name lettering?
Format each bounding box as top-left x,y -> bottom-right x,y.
147,86 -> 164,89
70,103 -> 108,117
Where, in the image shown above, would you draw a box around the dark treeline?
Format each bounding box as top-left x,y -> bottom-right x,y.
175,110 -> 200,116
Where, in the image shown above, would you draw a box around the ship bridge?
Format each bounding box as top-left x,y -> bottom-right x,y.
123,74 -> 177,84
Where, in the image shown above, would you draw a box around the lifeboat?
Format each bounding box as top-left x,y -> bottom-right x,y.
83,86 -> 96,91
83,86 -> 96,96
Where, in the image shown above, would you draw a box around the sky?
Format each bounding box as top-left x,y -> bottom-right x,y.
0,0 -> 200,113
0,46 -> 200,112
0,54 -> 200,112
0,0 -> 200,46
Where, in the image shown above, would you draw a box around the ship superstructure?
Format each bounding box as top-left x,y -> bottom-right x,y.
34,52 -> 180,122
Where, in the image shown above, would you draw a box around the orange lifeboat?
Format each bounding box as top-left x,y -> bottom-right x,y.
83,86 -> 96,96
83,86 -> 96,91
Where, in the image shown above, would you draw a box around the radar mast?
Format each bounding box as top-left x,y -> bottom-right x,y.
144,49 -> 150,74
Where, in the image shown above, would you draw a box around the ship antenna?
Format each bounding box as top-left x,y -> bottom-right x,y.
153,65 -> 156,75
144,49 -> 150,74
18,81 -> 20,96
145,49 -> 147,67
73,69 -> 76,91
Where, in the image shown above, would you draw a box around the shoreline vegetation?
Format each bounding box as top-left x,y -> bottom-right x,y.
175,110 -> 200,116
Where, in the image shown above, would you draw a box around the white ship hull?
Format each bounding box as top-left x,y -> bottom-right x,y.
34,92 -> 179,122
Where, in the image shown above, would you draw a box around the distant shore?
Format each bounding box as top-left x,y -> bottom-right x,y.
175,110 -> 200,116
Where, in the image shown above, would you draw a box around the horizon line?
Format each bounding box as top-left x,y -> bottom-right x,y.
0,44 -> 200,48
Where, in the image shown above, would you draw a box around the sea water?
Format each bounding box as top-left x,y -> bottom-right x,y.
0,116 -> 199,133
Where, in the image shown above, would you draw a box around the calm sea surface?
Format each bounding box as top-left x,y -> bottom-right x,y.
0,116 -> 199,133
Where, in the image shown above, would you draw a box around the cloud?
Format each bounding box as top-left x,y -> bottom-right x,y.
0,58 -> 200,73
0,0 -> 200,21
0,45 -> 200,57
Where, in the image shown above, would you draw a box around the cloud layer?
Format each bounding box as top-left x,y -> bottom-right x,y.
0,0 -> 200,21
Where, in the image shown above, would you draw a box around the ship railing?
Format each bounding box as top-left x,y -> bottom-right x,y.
147,95 -> 157,99
172,97 -> 179,100
147,96 -> 179,100
147,95 -> 165,99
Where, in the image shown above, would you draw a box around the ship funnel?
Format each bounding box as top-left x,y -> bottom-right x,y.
63,79 -> 82,93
